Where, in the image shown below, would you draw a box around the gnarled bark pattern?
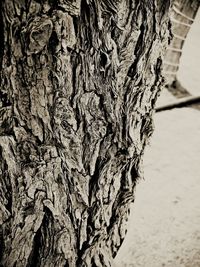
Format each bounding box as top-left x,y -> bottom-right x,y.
0,1 -> 170,266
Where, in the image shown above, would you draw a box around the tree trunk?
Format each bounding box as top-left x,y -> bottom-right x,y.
163,0 -> 199,85
0,1 -> 170,266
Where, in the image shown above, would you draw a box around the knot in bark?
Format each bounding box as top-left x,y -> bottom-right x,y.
27,17 -> 53,55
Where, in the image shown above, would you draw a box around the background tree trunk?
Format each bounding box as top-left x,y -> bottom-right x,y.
0,1 -> 170,266
163,0 -> 199,85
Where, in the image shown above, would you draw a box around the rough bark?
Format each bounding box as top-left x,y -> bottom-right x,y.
163,0 -> 199,85
0,1 -> 170,266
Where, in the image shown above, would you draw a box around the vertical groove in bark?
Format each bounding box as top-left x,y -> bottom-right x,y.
0,1 -> 170,266
163,0 -> 199,84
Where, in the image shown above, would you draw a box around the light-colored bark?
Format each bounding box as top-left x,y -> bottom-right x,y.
0,1 -> 170,266
163,0 -> 199,85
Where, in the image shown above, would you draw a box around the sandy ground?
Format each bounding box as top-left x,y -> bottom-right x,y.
114,9 -> 200,267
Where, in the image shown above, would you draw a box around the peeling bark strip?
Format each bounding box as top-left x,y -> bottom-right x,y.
0,1 -> 170,266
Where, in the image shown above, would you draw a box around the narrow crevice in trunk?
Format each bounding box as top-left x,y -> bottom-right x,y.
27,226 -> 42,267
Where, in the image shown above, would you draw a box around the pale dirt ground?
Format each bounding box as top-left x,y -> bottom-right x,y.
114,9 -> 200,267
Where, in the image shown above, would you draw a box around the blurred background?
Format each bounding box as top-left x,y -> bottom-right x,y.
115,6 -> 200,267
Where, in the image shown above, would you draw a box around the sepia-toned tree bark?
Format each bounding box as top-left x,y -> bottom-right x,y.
163,0 -> 199,85
0,1 -> 171,266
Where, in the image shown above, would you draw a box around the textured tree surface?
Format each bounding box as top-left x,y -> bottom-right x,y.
163,0 -> 199,85
0,1 -> 170,266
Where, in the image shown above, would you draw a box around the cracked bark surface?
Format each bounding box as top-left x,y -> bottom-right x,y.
0,1 -> 170,266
